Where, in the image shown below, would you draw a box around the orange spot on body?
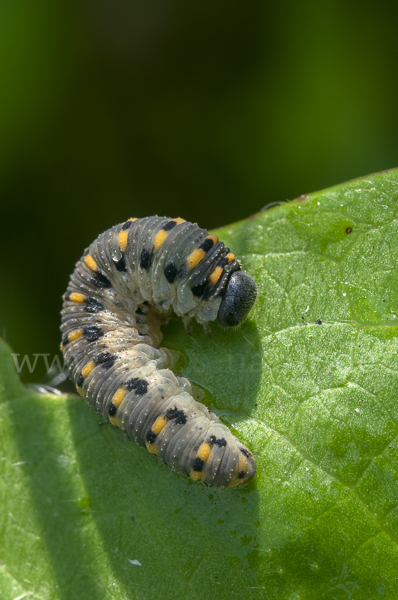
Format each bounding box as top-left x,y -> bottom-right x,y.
112,388 -> 127,408
69,292 -> 85,303
197,443 -> 212,461
146,441 -> 157,454
209,266 -> 223,285
84,255 -> 98,271
154,229 -> 169,251
119,230 -> 129,251
207,234 -> 219,245
68,328 -> 83,342
151,415 -> 168,435
187,248 -> 206,269
82,360 -> 95,378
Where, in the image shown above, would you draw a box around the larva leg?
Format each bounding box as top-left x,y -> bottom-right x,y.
202,322 -> 212,338
181,316 -> 193,335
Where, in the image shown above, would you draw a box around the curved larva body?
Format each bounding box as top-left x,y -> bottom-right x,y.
61,216 -> 257,488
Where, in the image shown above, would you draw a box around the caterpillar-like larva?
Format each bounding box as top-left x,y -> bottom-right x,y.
61,216 -> 257,488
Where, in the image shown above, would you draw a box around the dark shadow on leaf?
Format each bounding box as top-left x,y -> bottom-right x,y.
66,316 -> 264,598
4,345 -> 105,599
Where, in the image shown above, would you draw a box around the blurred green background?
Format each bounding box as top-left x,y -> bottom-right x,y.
1,0 -> 397,381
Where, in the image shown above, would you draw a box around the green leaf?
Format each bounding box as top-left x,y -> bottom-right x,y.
2,169 -> 398,599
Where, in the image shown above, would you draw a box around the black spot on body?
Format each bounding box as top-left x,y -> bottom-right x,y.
174,411 -> 187,425
140,248 -> 152,270
95,353 -> 117,369
83,326 -> 104,342
165,407 -> 187,425
122,220 -> 134,230
199,237 -> 215,252
191,281 -> 206,297
84,297 -> 104,313
162,220 -> 177,231
146,431 -> 156,443
77,373 -> 84,387
114,255 -> 126,272
126,378 -> 148,395
91,272 -> 112,289
192,457 -> 204,472
202,286 -> 218,301
238,471 -> 246,479
61,333 -> 69,347
240,447 -> 252,458
164,262 -> 178,283
218,257 -> 229,269
208,435 -> 227,447
108,404 -> 117,417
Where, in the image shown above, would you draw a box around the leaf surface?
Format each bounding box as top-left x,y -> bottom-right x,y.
1,169 -> 398,599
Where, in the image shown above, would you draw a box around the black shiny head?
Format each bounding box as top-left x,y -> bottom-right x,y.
217,271 -> 257,327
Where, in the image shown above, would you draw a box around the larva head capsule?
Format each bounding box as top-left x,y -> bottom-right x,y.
217,271 -> 257,328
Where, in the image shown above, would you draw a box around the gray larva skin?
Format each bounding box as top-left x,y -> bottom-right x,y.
61,216 -> 257,488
